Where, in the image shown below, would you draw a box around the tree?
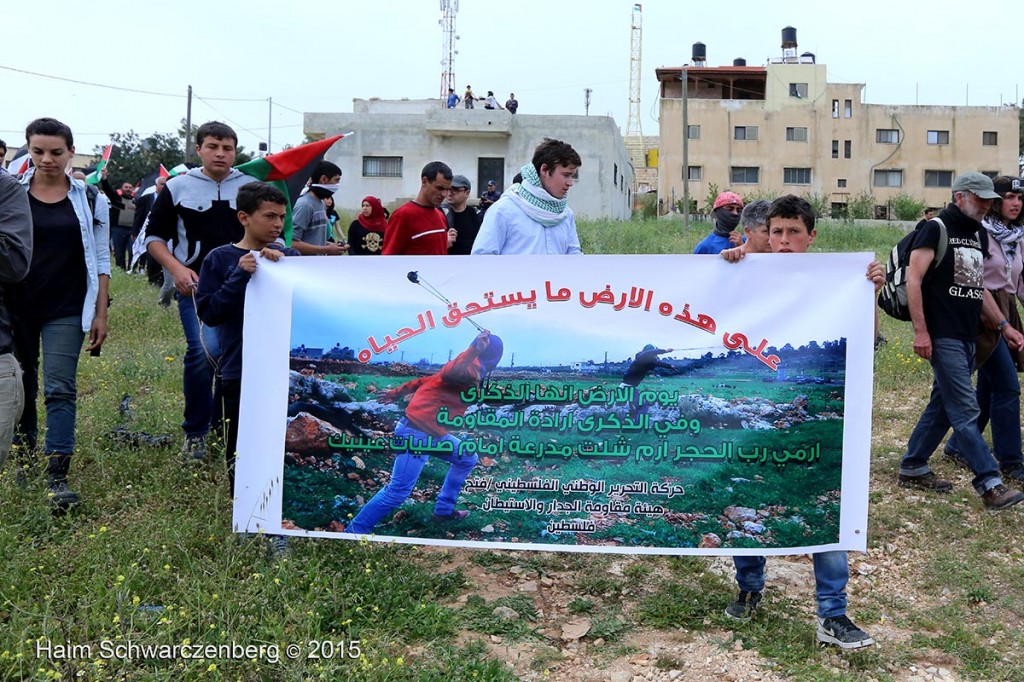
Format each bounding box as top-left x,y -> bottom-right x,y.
91,130 -> 187,185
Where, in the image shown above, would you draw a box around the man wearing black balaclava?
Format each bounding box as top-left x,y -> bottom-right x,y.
291,160 -> 348,256
694,191 -> 744,254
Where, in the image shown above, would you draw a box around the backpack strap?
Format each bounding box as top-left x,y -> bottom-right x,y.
930,217 -> 947,268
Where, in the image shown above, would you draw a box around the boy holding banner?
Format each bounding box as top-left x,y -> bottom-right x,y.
722,194 -> 884,650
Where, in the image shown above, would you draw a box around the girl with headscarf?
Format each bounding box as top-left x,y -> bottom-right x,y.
347,196 -> 388,255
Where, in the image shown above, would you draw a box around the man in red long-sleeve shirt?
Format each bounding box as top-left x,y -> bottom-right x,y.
347,331 -> 503,534
382,161 -> 456,255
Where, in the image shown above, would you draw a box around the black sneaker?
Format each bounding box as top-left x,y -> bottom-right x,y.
981,483 -> 1024,511
1000,465 -> 1024,484
816,615 -> 875,649
897,471 -> 953,492
724,590 -> 762,621
46,479 -> 80,510
181,435 -> 207,462
431,510 -> 469,523
942,446 -> 971,470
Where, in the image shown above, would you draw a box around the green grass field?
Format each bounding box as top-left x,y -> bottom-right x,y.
2,218 -> 1023,681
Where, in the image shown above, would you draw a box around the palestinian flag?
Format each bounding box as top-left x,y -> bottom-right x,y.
7,144 -> 30,175
235,133 -> 350,245
85,143 -> 114,185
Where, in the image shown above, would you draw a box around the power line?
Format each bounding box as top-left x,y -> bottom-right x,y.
0,63 -> 182,98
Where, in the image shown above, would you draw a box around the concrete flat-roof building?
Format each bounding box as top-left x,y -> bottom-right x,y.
305,99 -> 634,219
656,29 -> 1019,217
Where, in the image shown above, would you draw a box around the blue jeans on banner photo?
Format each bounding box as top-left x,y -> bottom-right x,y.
176,291 -> 222,437
14,316 -> 85,455
900,337 -> 1002,493
733,551 -> 849,618
347,418 -> 478,535
947,336 -> 1023,469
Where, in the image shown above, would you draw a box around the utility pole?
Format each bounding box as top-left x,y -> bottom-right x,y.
185,85 -> 193,162
584,88 -> 592,116
682,69 -> 689,230
267,97 -> 273,154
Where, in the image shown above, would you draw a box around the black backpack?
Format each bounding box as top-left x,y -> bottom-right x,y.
877,218 -> 947,321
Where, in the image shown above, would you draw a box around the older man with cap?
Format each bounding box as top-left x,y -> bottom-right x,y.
694,190 -> 744,254
443,174 -> 482,255
898,172 -> 1024,511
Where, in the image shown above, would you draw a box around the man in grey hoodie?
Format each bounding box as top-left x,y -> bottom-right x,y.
145,121 -> 253,462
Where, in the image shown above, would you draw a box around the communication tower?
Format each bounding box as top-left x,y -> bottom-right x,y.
439,0 -> 460,98
625,3 -> 646,169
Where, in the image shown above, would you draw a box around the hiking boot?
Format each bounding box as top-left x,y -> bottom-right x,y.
724,590 -> 762,621
981,483 -> 1024,511
182,435 -> 208,462
1000,465 -> 1024,485
942,446 -> 971,470
897,471 -> 953,493
816,615 -> 875,649
46,479 -> 80,511
431,510 -> 470,523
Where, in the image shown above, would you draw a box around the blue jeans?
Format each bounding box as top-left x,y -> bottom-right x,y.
111,226 -> 134,270
900,338 -> 1002,493
13,316 -> 85,455
176,292 -> 222,437
0,353 -> 24,469
733,551 -> 849,618
347,419 -> 478,535
947,337 -> 1023,469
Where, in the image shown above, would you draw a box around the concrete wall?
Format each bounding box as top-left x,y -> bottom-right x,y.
305,100 -> 634,219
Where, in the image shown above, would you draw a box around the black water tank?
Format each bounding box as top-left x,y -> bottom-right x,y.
733,58 -> 746,67
800,51 -> 816,64
781,26 -> 797,48
692,42 -> 706,62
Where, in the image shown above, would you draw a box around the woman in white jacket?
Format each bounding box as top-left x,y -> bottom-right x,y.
12,117 -> 110,510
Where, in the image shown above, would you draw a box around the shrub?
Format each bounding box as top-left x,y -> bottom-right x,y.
846,190 -> 875,220
890,192 -> 927,221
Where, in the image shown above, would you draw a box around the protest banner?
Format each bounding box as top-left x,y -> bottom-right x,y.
233,254 -> 875,556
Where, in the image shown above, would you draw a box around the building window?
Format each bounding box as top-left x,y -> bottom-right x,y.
924,170 -> 954,188
686,125 -> 701,139
832,99 -> 839,118
831,140 -> 839,159
837,178 -> 847,188
783,168 -> 812,185
873,169 -> 904,187
685,166 -> 702,181
982,170 -> 999,179
362,156 -> 402,177
844,99 -> 852,118
927,130 -> 950,145
983,131 -> 998,146
875,129 -> 900,144
614,163 -> 618,187
786,126 -> 808,142
734,126 -> 758,141
789,83 -> 808,98
731,166 -> 760,184
844,140 -> 852,158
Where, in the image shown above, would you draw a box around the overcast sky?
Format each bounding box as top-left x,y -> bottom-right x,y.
1,0 -> 1017,158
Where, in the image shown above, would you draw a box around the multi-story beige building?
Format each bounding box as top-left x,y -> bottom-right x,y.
656,55 -> 1019,217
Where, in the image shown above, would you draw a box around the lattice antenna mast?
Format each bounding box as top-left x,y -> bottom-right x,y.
439,0 -> 459,98
625,3 -> 645,168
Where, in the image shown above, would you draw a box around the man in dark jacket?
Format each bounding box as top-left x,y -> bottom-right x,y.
0,168 -> 32,471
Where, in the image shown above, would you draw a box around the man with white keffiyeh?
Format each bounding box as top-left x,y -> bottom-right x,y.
470,138 -> 583,255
